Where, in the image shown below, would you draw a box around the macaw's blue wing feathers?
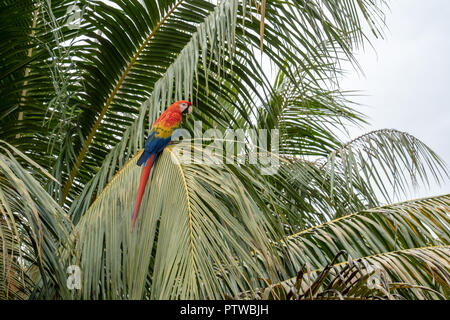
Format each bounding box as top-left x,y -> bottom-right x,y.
136,151 -> 150,166
137,133 -> 171,166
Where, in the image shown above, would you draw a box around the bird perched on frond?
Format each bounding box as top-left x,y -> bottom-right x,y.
131,100 -> 193,231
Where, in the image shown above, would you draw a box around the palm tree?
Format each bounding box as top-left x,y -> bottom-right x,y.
0,0 -> 448,300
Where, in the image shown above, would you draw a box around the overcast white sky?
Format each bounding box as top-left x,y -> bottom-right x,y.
339,0 -> 450,201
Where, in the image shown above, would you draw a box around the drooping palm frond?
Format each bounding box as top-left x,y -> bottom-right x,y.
0,0 -> 82,175
275,194 -> 450,298
256,43 -> 366,157
279,158 -> 377,228
247,247 -> 449,300
324,129 -> 448,205
74,142 -> 294,299
0,140 -> 75,299
0,216 -> 34,300
279,129 -> 448,225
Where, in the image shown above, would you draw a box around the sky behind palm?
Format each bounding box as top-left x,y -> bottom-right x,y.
340,0 -> 450,201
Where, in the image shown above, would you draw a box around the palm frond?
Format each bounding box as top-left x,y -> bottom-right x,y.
75,143 -> 288,299
0,216 -> 34,299
250,246 -> 449,300
325,129 -> 448,204
279,194 -> 450,300
0,140 -> 75,299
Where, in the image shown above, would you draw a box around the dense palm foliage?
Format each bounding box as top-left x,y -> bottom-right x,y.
0,0 -> 449,300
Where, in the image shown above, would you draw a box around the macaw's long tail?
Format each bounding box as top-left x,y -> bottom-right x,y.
131,154 -> 155,231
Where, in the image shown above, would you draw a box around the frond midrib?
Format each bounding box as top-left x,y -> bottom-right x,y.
166,147 -> 197,294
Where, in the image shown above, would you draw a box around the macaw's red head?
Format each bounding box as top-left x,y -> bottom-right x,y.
168,100 -> 193,115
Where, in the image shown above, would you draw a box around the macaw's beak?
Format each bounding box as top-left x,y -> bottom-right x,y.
182,104 -> 193,115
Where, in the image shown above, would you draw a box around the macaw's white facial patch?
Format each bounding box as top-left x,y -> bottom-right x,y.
180,102 -> 193,115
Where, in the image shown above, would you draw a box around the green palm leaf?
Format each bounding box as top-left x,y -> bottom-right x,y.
0,140 -> 74,299
277,195 -> 450,298
75,143 -> 286,299
254,246 -> 449,300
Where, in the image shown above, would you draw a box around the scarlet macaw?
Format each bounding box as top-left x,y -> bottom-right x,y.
131,100 -> 193,231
